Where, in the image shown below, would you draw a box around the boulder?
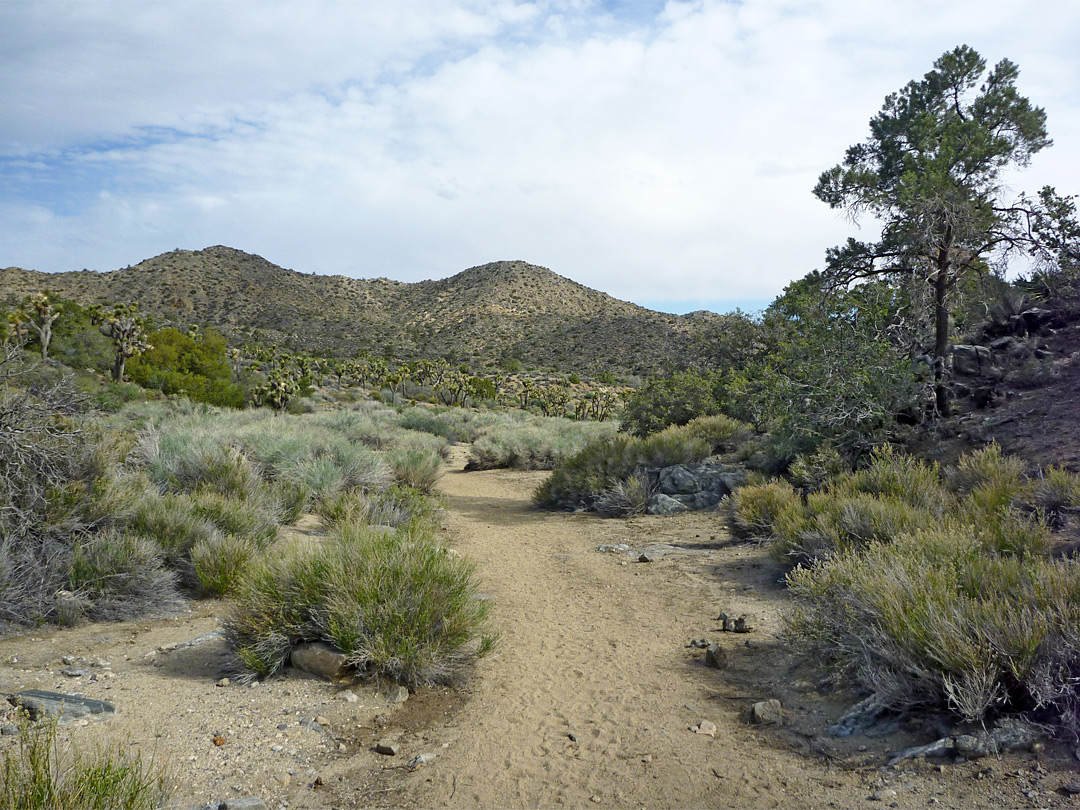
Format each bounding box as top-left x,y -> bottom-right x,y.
290,642 -> 350,682
951,344 -> 991,376
749,699 -> 783,725
646,493 -> 689,515
7,690 -> 115,724
704,644 -> 726,670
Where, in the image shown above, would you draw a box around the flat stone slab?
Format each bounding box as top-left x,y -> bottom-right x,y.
8,689 -> 116,723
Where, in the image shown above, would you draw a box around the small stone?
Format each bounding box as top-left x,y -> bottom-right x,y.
249,680 -> 260,688
339,690 -> 358,703
276,723 -> 288,730
61,655 -> 77,665
731,616 -> 754,633
220,799 -> 269,810
374,740 -> 401,756
407,752 -> 436,770
60,668 -> 87,678
704,644 -> 726,670
1,725 -> 18,736
216,678 -> 230,687
688,639 -> 710,649
568,732 -> 577,742
750,699 -> 783,725
213,735 -> 226,747
277,773 -> 292,787
694,720 -> 717,738
290,642 -> 350,682
722,617 -> 737,632
870,788 -> 898,801
742,585 -> 755,592
315,715 -> 329,727
1058,783 -> 1080,797
384,685 -> 409,704
641,754 -> 652,763
638,552 -> 657,563
271,744 -> 284,752
590,796 -> 602,804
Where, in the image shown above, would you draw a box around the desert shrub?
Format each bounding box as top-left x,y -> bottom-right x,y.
139,430 -> 262,498
535,430 -> 710,511
0,713 -> 170,810
90,381 -> 144,412
771,491 -> 929,563
947,442 -> 1027,498
1024,465 -> 1080,528
191,533 -> 258,597
729,480 -> 802,541
397,410 -> 460,443
844,445 -> 950,514
466,417 -> 617,471
128,493 -> 219,585
594,472 -> 653,518
669,414 -> 753,454
188,490 -> 280,546
388,448 -> 443,493
787,526 -> 1080,729
225,520 -> 493,686
316,487 -> 441,531
127,326 -> 244,408
788,444 -> 849,493
67,531 -> 181,622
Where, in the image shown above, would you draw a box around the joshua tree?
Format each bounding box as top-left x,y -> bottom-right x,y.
99,304 -> 151,382
20,293 -> 63,361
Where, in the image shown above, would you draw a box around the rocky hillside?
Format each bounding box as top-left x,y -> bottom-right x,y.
0,246 -> 718,375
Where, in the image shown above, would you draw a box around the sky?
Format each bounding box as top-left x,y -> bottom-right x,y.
2,1 -> 1078,315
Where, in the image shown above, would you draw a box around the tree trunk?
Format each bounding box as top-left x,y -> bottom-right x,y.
932,249 -> 952,417
112,353 -> 126,383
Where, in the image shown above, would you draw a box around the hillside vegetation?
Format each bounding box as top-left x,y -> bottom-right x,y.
0,248 -> 714,376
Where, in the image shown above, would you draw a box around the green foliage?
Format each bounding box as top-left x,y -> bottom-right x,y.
128,327 -> 244,408
594,472 -> 653,518
729,275 -> 919,458
0,714 -> 170,810
225,519 -> 494,686
621,370 -> 722,437
388,448 -> 444,494
191,533 -> 258,597
814,45 -> 1077,414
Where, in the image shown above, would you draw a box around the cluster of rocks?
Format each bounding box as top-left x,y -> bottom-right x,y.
645,463 -> 748,515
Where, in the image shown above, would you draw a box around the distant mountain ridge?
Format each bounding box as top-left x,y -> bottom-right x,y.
0,246 -> 718,375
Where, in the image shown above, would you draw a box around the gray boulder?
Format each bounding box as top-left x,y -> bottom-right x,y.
951,344 -> 991,376
290,641 -> 350,682
646,493 -> 689,515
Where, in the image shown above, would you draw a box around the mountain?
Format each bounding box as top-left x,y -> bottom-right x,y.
0,246 -> 718,375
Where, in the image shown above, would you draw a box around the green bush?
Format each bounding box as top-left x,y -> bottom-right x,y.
787,526 -> 1080,729
127,327 -> 244,408
0,714 -> 170,810
129,493 -> 219,584
729,480 -> 802,541
225,520 -> 494,686
389,448 -> 444,493
316,487 -> 441,531
594,472 -> 653,518
788,444 -> 849,493
1025,465 -> 1080,528
191,533 -> 258,597
466,416 -> 618,472
621,370 -> 722,438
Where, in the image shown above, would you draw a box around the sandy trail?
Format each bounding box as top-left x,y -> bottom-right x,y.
394,451 -> 845,809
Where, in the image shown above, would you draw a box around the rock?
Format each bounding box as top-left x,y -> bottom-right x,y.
704,644 -> 726,670
596,543 -> 630,553
8,690 -> 115,724
290,642 -> 350,682
693,720 -> 717,737
688,639 -> 710,649
952,344 -> 992,376
638,551 -> 659,563
954,718 -> 1041,759
220,799 -> 269,810
750,699 -> 783,725
314,715 -> 329,727
374,740 -> 401,756
1,725 -> 18,736
384,685 -> 409,704
215,678 -> 230,688
870,788 -> 898,801
60,668 -> 87,678
646,493 -> 689,515
339,690 -> 358,703
61,654 -> 77,665
407,752 -> 436,770
731,616 -> 754,633
827,694 -> 891,738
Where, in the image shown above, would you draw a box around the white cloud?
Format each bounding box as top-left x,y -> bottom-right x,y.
1,0 -> 1078,312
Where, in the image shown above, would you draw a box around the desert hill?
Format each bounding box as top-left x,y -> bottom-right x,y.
0,246 -> 716,375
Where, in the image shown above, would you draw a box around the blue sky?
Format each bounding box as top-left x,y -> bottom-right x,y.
2,0 -> 1078,314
